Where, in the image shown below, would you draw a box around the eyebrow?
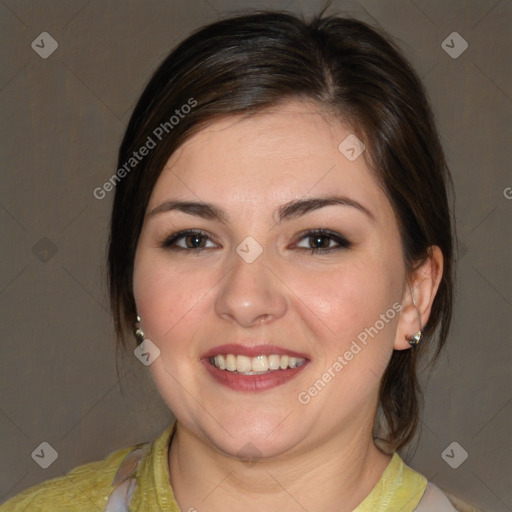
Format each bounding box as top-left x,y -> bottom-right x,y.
147,195 -> 375,224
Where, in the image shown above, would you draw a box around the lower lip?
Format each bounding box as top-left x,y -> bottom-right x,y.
201,358 -> 309,392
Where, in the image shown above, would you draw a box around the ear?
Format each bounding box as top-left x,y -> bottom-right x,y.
394,246 -> 444,350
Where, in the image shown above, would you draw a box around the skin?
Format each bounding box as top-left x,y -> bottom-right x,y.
133,99 -> 443,511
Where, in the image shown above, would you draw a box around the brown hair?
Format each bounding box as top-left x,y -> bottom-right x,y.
107,9 -> 455,451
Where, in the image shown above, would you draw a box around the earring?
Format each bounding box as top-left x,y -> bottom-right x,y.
407,330 -> 423,346
134,315 -> 145,344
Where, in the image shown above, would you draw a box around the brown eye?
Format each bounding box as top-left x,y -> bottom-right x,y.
160,230 -> 215,251
295,229 -> 351,254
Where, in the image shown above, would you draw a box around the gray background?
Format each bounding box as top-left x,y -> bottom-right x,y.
0,0 -> 510,510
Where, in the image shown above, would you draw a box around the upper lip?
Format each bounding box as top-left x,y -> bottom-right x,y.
201,344 -> 310,360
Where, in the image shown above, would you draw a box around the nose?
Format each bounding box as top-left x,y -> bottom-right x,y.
214,251 -> 287,328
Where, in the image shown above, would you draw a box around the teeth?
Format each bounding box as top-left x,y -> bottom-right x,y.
251,355 -> 268,371
211,354 -> 306,373
216,354 -> 226,370
226,354 -> 237,372
268,354 -> 280,370
236,355 -> 252,373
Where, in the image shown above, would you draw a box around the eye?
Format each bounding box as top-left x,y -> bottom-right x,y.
295,229 -> 352,254
159,228 -> 351,254
159,229 -> 216,251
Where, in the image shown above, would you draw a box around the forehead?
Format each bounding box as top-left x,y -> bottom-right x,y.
147,100 -> 391,223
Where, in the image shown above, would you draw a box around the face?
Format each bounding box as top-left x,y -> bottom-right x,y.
133,100 -> 409,460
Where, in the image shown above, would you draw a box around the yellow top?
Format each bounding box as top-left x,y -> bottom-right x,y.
0,422 -> 428,511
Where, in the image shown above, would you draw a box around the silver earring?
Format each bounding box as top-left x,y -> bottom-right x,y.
134,315 -> 145,344
407,330 -> 423,346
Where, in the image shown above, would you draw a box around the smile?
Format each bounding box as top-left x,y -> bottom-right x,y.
202,345 -> 310,392
209,354 -> 307,374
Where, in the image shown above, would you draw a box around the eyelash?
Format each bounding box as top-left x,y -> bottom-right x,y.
158,229 -> 352,255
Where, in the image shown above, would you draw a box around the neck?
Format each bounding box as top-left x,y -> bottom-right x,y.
168,420 -> 392,512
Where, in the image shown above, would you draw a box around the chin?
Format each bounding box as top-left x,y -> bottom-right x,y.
192,409 -> 305,460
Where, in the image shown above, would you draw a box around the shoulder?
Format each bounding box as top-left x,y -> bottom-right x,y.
394,454 -> 482,512
415,482 -> 459,511
416,481 -> 483,512
414,482 -> 482,512
0,443 -> 138,512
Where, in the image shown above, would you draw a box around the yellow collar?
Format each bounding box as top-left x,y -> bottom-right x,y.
354,451 -> 427,510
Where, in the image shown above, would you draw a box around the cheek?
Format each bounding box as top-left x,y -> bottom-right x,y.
133,250 -> 218,351
296,257 -> 400,337
290,255 -> 402,385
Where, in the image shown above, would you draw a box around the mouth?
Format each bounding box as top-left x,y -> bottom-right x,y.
201,344 -> 310,392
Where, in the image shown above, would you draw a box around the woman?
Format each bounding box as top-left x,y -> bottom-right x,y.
0,9 -> 479,512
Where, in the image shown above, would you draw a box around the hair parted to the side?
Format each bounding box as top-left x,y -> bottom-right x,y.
107,8 -> 455,451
